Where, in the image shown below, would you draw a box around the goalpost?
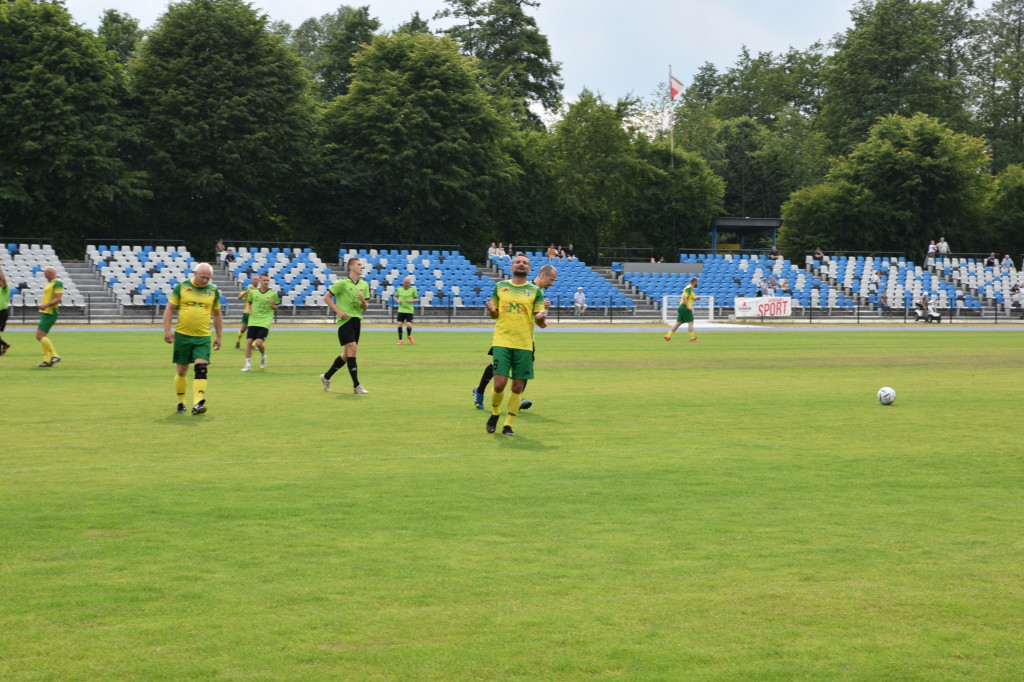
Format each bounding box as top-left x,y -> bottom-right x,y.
661,294 -> 715,324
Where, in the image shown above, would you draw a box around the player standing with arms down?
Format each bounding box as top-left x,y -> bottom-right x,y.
235,274 -> 258,349
164,263 -> 223,415
35,266 -> 63,367
473,263 -> 557,410
664,276 -> 700,343
485,253 -> 548,436
394,276 -> 418,345
320,257 -> 370,394
241,274 -> 280,371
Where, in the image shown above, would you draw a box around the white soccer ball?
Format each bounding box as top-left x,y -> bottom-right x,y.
877,386 -> 896,405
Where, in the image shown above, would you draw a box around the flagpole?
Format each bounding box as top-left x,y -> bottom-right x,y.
669,65 -> 675,169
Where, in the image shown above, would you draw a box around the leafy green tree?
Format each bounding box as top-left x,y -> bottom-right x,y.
782,113 -> 990,256
286,6 -> 380,100
547,90 -> 654,260
986,163 -> 1024,256
622,138 -> 724,258
970,0 -> 1024,170
130,0 -> 317,249
0,0 -> 148,255
320,32 -> 517,246
97,9 -> 143,64
819,0 -> 969,152
436,0 -> 562,124
396,11 -> 432,35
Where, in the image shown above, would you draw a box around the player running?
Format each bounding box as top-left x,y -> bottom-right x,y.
665,277 -> 700,343
235,274 -> 258,349
473,263 -> 556,410
319,257 -> 370,394
241,274 -> 280,371
35,266 -> 63,367
484,253 -> 548,436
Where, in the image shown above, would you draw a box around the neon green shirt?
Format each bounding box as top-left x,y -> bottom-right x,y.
395,285 -> 418,313
0,285 -> 9,311
329,277 -> 370,326
246,287 -> 280,327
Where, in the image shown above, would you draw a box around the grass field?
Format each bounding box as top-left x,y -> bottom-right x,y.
2,326 -> 1023,680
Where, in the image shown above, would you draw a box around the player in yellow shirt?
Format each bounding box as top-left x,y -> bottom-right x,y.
163,263 -> 223,415
484,253 -> 547,436
36,266 -> 63,367
665,277 -> 699,342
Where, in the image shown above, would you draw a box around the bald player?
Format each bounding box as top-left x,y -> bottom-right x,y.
163,263 -> 223,415
35,266 -> 63,367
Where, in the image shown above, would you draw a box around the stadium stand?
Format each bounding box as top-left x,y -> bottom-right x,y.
621,253 -> 850,312
2,243 -> 86,311
490,252 -> 634,310
85,244 -> 220,308
225,247 -> 333,307
342,248 -> 495,308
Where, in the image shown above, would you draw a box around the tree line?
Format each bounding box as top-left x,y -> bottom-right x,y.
3,0 -> 1024,263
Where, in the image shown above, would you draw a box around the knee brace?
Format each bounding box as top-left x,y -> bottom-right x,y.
194,363 -> 208,379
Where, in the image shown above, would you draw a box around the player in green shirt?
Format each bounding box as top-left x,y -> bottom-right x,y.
241,274 -> 281,371
664,277 -> 700,343
163,263 -> 223,415
320,257 -> 371,394
393,276 -> 419,345
0,263 -> 10,356
484,253 -> 547,436
235,274 -> 258,349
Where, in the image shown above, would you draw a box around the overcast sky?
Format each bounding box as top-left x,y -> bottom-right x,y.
63,0 -> 997,104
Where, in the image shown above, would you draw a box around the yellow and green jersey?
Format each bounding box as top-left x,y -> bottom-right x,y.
490,280 -> 544,351
246,287 -> 280,327
395,285 -> 418,313
680,284 -> 696,310
170,279 -> 221,337
329,277 -> 370,325
40,278 -> 63,314
242,285 -> 255,314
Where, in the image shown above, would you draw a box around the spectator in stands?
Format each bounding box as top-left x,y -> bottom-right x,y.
163,262 -> 222,414
658,257 -> 665,263
35,266 -> 63,368
496,243 -> 506,257
768,245 -> 780,261
1011,285 -> 1023,317
556,245 -> 566,260
768,274 -> 779,293
813,246 -> 826,261
566,243 -> 575,260
547,243 -> 558,259
573,287 -> 587,316
216,238 -> 226,256
878,289 -> 891,316
926,240 -> 937,264
779,278 -> 792,295
487,242 -> 498,259
985,252 -> 998,268
506,242 -> 514,256
757,278 -> 769,297
936,237 -> 950,260
0,264 -> 9,355
1002,254 -> 1014,271
870,270 -> 881,294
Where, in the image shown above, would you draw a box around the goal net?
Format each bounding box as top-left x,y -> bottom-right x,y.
662,294 -> 715,324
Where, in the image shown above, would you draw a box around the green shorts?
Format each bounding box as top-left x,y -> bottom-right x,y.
37,312 -> 58,333
173,332 -> 212,365
676,307 -> 694,324
492,346 -> 534,380
241,313 -> 250,325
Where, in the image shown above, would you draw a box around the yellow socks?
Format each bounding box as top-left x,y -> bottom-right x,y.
491,388 -> 504,416
689,331 -> 695,341
504,391 -> 523,427
174,375 -> 187,404
40,336 -> 56,362
236,330 -> 245,344
193,379 -> 207,405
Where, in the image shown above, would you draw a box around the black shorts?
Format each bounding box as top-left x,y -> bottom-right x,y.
247,326 -> 269,341
397,312 -> 414,323
337,318 -> 361,346
0,308 -> 7,332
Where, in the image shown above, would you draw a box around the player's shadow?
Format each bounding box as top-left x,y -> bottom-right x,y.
158,413 -> 217,425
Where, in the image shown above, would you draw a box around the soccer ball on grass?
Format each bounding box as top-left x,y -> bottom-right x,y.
877,386 -> 896,405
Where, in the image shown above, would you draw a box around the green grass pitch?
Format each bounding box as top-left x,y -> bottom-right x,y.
2,327 -> 1023,679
